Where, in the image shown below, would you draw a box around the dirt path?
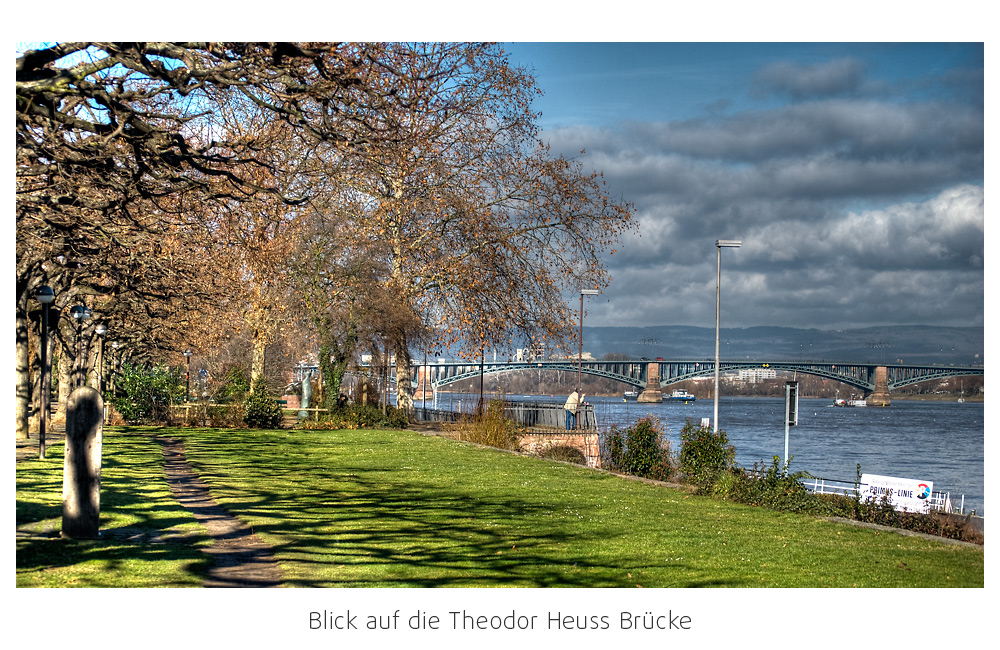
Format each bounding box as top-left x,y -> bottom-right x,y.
157,437 -> 283,587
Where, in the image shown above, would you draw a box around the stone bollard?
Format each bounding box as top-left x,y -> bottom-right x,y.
62,386 -> 104,539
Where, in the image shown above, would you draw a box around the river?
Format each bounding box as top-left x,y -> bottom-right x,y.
423,393 -> 985,516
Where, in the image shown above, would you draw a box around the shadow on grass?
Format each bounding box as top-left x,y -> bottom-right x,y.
172,428 -> 724,587
16,536 -> 211,588
16,429 -> 213,588
18,426 -> 737,587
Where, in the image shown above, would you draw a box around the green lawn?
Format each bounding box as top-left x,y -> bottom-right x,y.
16,426 -> 983,587
16,430 -> 210,588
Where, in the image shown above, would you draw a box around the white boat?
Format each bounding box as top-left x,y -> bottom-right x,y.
664,389 -> 697,403
833,396 -> 866,407
623,389 -> 639,400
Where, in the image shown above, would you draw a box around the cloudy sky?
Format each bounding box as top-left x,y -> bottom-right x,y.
503,43 -> 984,331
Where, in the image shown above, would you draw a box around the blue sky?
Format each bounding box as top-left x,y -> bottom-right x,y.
503,42 -> 985,331
11,37 -> 984,333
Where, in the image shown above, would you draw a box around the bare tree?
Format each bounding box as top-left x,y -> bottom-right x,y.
14,42 -> 452,436
329,43 -> 636,413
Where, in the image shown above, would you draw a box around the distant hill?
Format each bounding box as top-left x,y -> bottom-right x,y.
581,325 -> 983,366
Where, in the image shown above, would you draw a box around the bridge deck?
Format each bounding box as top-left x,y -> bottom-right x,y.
396,359 -> 984,394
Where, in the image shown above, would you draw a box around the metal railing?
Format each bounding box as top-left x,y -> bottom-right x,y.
414,400 -> 596,430
801,476 -> 961,514
168,403 -> 329,426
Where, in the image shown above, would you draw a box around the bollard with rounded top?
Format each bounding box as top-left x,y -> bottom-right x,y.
62,386 -> 104,539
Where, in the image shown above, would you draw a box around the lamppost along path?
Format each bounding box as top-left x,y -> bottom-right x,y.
34,285 -> 55,460
714,239 -> 741,432
578,288 -> 599,429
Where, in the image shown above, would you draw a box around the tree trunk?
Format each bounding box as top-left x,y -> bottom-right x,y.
394,334 -> 414,417
319,341 -> 352,410
15,310 -> 31,440
29,329 -> 44,435
251,331 -> 267,390
55,345 -> 71,427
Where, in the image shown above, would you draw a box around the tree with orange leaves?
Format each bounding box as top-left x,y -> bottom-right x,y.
331,43 -> 635,413
15,42 -> 471,435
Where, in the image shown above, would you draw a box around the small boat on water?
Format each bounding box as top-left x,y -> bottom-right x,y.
623,389 -> 639,400
664,389 -> 697,403
833,396 -> 867,407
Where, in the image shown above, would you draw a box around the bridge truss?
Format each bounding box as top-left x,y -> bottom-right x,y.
412,359 -> 983,394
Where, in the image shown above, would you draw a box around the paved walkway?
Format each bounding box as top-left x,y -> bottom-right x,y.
156,436 -> 283,587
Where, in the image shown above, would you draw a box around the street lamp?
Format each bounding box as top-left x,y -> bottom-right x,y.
34,286 -> 55,460
70,305 -> 91,390
111,341 -> 120,394
183,349 -> 193,402
579,288 -> 600,430
95,324 -> 107,393
714,240 -> 741,432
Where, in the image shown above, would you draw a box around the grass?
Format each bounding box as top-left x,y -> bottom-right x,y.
16,430 -> 210,587
16,425 -> 984,588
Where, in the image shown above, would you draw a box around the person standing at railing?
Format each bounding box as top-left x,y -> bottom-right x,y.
564,390 -> 584,430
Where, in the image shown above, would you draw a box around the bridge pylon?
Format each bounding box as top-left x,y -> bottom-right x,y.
414,366 -> 434,396
867,366 -> 891,407
637,362 -> 663,403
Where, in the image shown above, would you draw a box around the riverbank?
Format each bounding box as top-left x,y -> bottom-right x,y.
430,390 -> 982,402
17,425 -> 983,587
884,393 -> 983,402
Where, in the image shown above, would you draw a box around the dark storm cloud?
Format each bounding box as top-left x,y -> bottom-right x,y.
619,99 -> 982,168
546,56 -> 984,330
751,58 -> 868,99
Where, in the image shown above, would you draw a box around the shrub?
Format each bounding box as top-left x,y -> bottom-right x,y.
456,398 -> 522,451
602,426 -> 625,470
601,417 -> 674,481
218,366 -> 251,404
300,403 -> 409,430
538,445 -> 587,465
109,363 -> 184,424
679,419 -> 735,489
206,404 -> 246,428
712,457 -> 821,513
710,460 -> 983,544
243,382 -> 282,429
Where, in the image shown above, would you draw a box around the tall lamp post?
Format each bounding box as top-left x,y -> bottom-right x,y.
714,240 -> 741,432
34,286 -> 55,460
95,324 -> 107,392
183,349 -> 193,402
70,305 -> 91,390
579,288 -> 599,430
110,341 -> 120,395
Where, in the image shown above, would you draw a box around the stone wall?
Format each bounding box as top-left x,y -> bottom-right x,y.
519,431 -> 602,468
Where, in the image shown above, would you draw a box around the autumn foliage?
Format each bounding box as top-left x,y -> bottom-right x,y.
15,42 -> 634,434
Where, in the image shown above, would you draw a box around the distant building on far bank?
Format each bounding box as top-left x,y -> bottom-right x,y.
738,367 -> 777,384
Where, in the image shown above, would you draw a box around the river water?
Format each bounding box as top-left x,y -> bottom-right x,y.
426,393 -> 985,516
601,395 -> 985,516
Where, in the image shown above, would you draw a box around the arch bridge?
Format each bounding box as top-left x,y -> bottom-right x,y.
409,358 -> 982,400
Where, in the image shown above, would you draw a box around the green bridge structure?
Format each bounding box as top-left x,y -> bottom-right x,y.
403,359 -> 984,406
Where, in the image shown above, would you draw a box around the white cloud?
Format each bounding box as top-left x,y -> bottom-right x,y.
537,54 -> 984,330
